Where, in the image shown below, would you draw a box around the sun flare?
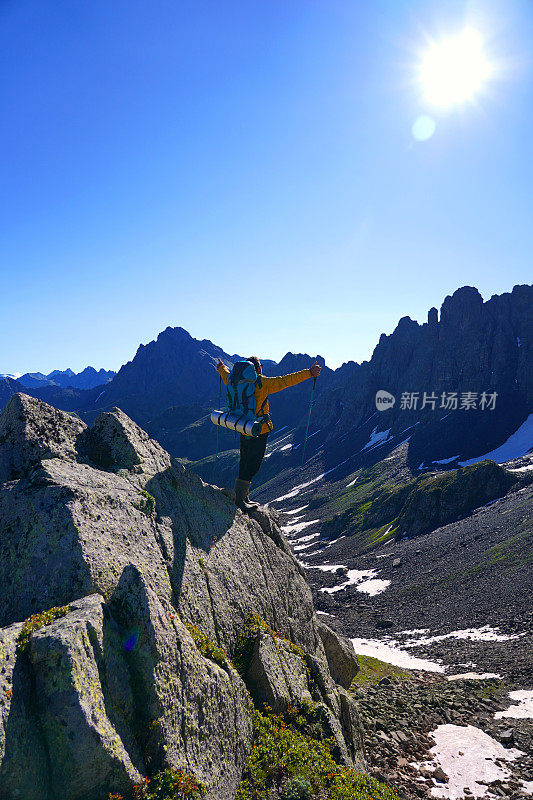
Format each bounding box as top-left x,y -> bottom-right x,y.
420,28 -> 493,106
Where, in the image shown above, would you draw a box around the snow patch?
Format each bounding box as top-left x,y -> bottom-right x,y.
415,724 -> 525,799
356,578 -> 391,596
350,638 -> 444,672
321,568 -> 390,596
294,531 -> 320,544
509,463 -> 533,473
282,519 -> 319,536
320,569 -> 375,594
460,413 -> 533,466
363,427 -> 392,451
320,535 -> 346,548
284,505 -> 309,515
271,487 -> 300,502
495,690 -> 533,719
446,672 -> 502,681
293,536 -> 321,552
397,629 -> 430,635
271,460 -> 352,503
402,625 -> 524,647
308,563 -> 347,573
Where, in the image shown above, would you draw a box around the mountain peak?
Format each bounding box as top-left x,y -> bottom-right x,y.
440,285 -> 483,326
157,325 -> 193,342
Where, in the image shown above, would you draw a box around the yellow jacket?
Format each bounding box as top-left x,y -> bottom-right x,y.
216,362 -> 312,434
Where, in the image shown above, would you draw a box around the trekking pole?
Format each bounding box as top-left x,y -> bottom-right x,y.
301,358 -> 319,466
215,374 -> 222,460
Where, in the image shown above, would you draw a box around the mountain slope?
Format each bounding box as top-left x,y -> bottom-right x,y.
0,376 -> 27,409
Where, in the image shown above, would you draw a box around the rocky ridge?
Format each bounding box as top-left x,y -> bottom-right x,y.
0,394 -> 365,800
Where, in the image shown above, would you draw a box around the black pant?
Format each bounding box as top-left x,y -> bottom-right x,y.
238,432 -> 269,481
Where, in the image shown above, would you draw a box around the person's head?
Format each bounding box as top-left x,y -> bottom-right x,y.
247,356 -> 262,375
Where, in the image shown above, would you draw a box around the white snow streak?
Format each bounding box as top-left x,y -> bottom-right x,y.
320,568 -> 390,596
446,672 -> 502,681
363,427 -> 392,451
495,690 -> 533,720
460,413 -> 533,466
417,724 -> 525,799
284,505 -> 309,515
282,519 -> 320,536
356,578 -> 391,595
271,459 -> 352,503
402,625 -> 524,647
509,463 -> 533,473
350,638 -> 444,672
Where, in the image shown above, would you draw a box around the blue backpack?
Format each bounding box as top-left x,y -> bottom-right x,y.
227,360 -> 262,418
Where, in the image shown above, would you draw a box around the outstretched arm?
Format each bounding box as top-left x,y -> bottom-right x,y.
262,361 -> 322,395
216,358 -> 230,386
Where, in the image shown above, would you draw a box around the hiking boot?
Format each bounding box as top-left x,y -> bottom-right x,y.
234,479 -> 260,512
244,483 -> 261,510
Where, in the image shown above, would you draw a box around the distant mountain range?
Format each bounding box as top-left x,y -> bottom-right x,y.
1,284 -> 531,485
3,366 -> 116,390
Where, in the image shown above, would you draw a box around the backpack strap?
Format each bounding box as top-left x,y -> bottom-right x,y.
257,395 -> 271,426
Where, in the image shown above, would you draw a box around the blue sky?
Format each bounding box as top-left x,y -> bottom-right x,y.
1,0 -> 532,374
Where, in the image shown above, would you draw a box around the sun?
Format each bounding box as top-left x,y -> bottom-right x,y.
419,28 -> 493,106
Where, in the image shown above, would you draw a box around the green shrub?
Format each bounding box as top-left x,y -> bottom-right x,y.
236,706 -> 338,799
17,605 -> 71,652
135,490 -> 156,516
236,706 -> 404,800
184,622 -> 232,672
138,767 -> 205,799
281,776 -> 313,800
109,767 -> 206,799
330,770 -> 403,800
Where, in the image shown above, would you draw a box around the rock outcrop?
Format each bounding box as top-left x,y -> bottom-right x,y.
316,620 -> 359,689
395,460 -> 518,539
0,394 -> 363,800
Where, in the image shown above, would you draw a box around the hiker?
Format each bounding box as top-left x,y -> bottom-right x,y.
216,356 -> 322,512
